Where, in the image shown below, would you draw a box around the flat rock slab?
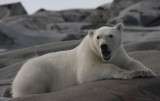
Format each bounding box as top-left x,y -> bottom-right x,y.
12,77 -> 160,101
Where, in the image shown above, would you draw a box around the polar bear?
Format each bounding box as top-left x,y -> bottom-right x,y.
12,23 -> 156,98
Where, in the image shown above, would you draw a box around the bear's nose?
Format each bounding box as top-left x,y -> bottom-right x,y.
100,44 -> 108,51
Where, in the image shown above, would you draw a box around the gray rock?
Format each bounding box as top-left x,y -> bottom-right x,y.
84,9 -> 106,25
35,8 -> 47,13
97,0 -> 143,23
47,22 -> 90,33
109,0 -> 143,17
62,34 -> 86,41
2,8 -> 102,30
59,9 -> 93,22
0,23 -> 66,50
0,2 -> 27,19
2,7 -> 107,30
0,22 -> 90,50
0,97 -> 11,101
0,30 -> 14,48
2,11 -> 64,30
107,0 -> 160,26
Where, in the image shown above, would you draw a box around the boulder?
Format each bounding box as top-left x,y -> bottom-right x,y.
0,2 -> 27,19
62,34 -> 86,41
2,11 -> 64,30
0,23 -> 67,50
97,0 -> 143,24
107,0 -> 160,27
0,30 -> 14,49
0,21 -> 92,51
108,0 -> 143,17
59,9 -> 93,22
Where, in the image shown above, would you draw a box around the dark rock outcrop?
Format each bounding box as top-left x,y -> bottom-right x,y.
97,0 -> 143,24
108,0 -> 143,17
107,0 -> 160,27
0,22 -> 90,51
0,30 -> 14,48
0,2 -> 27,19
59,9 -> 92,22
62,34 -> 86,41
2,11 -> 64,30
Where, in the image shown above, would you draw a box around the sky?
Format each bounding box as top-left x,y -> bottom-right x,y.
0,0 -> 113,14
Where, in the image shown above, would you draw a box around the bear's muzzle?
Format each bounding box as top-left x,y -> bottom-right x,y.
100,44 -> 111,61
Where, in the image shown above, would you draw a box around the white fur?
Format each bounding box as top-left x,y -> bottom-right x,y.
12,23 -> 156,98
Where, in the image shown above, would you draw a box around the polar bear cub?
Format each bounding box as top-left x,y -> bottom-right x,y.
12,23 -> 156,97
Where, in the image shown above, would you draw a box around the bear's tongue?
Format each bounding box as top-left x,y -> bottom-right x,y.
102,50 -> 111,60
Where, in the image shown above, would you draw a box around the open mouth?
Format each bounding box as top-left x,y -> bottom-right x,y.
100,44 -> 111,61
102,50 -> 111,61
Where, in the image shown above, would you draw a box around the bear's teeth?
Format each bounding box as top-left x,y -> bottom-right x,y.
104,54 -> 111,58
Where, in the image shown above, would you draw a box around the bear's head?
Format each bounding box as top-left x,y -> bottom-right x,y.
88,23 -> 124,61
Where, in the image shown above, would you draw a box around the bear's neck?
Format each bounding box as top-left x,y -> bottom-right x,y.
77,35 -> 93,52
76,35 -> 101,60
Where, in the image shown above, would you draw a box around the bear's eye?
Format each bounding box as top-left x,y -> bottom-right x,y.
108,34 -> 113,38
97,36 -> 100,39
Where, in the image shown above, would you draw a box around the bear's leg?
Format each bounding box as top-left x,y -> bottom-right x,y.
123,59 -> 156,77
12,67 -> 51,98
77,64 -> 138,84
12,78 -> 49,97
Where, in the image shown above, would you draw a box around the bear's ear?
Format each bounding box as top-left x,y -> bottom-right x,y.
114,23 -> 124,32
88,30 -> 94,37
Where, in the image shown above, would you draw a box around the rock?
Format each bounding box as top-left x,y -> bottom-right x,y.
12,76 -> 160,101
107,0 -> 160,26
62,34 -> 86,41
81,24 -> 98,30
2,8 -> 105,30
35,8 -> 47,13
0,30 -> 14,48
0,22 -> 90,50
84,9 -> 106,25
97,0 -> 143,24
123,26 -> 160,43
96,3 -> 111,10
0,2 -> 27,19
46,22 -> 90,33
0,23 -> 66,50
0,49 -> 6,53
2,11 -> 64,30
2,86 -> 11,97
109,0 -> 143,17
148,17 -> 160,27
59,9 -> 93,22
0,97 -> 11,101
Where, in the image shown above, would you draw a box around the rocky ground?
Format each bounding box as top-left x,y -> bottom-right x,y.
0,0 -> 160,52
0,0 -> 160,100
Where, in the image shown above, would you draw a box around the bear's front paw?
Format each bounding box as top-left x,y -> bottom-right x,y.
113,71 -> 137,80
135,70 -> 156,78
122,71 -> 138,79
